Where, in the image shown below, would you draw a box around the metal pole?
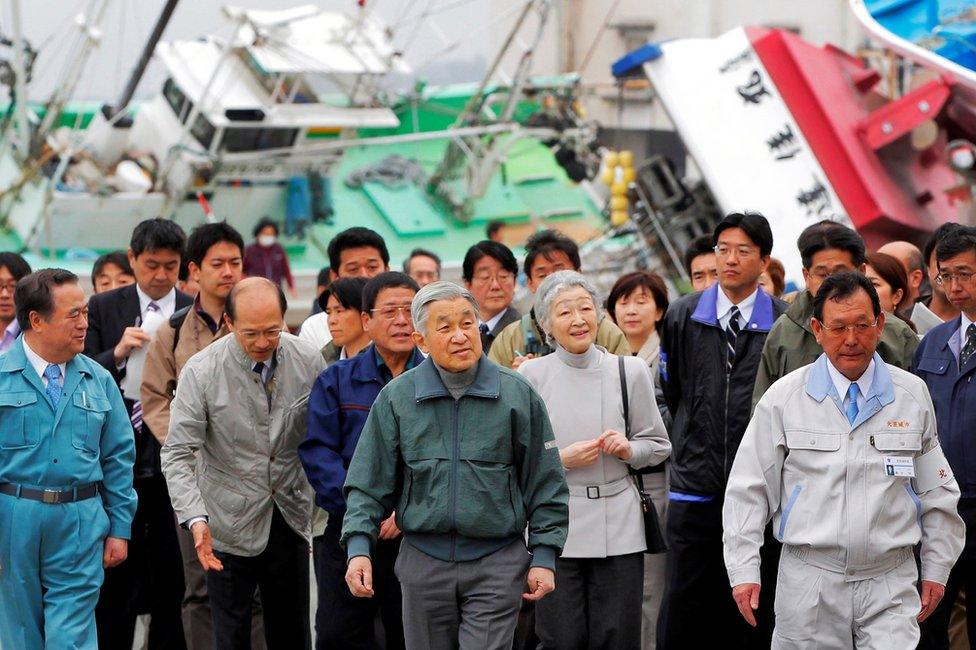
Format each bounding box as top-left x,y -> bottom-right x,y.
9,0 -> 30,158
110,0 -> 180,120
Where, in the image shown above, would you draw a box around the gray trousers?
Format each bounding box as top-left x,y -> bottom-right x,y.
773,546 -> 921,649
395,538 -> 530,650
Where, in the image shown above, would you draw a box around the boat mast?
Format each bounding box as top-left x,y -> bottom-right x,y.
6,0 -> 30,161
107,0 -> 180,121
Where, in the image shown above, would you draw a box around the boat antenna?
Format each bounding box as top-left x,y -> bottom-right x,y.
106,0 -> 180,122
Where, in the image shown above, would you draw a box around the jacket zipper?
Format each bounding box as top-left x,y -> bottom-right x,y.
450,399 -> 460,561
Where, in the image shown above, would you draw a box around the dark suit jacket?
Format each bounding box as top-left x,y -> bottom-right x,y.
482,305 -> 521,353
85,284 -> 192,477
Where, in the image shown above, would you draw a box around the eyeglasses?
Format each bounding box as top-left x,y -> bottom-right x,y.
0,282 -> 17,295
819,319 -> 879,337
472,270 -> 515,284
238,327 -> 282,341
936,271 -> 975,286
370,304 -> 412,321
713,244 -> 757,259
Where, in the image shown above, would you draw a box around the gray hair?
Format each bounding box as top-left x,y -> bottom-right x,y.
411,281 -> 481,335
534,270 -> 599,342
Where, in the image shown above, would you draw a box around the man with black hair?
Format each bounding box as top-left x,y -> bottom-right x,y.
327,226 -> 390,280
85,217 -> 192,650
163,278 -> 325,649
300,272 -> 423,650
489,229 -> 630,369
463,241 -> 521,353
92,251 -> 135,294
309,266 -> 332,316
0,251 -> 32,354
921,223 -> 964,326
752,222 -> 918,406
486,219 -> 506,242
403,248 -> 441,287
684,234 -> 719,293
0,268 -> 136,650
915,226 -> 976,648
726,271 -> 962,648
657,212 -> 788,648
140,221 -> 261,649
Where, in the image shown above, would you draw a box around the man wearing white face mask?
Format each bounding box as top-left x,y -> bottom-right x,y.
244,217 -> 298,298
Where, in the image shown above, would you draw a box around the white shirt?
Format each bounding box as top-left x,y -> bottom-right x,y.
716,286 -> 758,331
826,357 -> 875,413
481,308 -> 508,334
135,284 -> 177,320
22,337 -> 66,388
298,312 -> 333,350
951,311 -> 976,363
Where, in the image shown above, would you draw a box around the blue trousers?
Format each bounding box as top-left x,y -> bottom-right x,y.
0,492 -> 110,649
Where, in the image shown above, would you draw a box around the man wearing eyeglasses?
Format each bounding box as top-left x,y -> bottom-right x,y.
161,277 -> 326,649
462,241 -> 521,353
725,271 -> 963,648
0,252 -> 31,354
300,272 -> 424,649
915,226 -> 976,648
752,221 -> 919,407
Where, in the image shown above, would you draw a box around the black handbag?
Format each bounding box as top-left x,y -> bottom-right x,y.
618,356 -> 668,554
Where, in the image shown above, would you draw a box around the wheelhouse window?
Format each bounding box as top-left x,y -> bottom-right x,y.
219,127 -> 298,153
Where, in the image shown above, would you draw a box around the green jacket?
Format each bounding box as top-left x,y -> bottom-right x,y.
752,290 -> 919,408
341,356 -> 569,566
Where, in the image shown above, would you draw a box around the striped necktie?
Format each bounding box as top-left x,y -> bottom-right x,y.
130,301 -> 160,432
725,306 -> 741,373
961,323 -> 976,368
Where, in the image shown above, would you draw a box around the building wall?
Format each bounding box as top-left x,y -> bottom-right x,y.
488,0 -> 866,130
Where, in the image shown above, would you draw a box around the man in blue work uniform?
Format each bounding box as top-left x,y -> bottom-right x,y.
0,268 -> 136,650
917,226 -> 976,648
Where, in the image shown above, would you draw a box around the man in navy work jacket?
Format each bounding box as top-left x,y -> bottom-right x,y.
299,271 -> 423,650
657,212 -> 789,649
916,225 -> 976,648
0,269 -> 136,650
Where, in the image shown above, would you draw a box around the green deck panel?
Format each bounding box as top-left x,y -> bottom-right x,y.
361,182 -> 447,237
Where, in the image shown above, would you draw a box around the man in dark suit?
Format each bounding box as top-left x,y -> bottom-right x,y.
85,218 -> 191,650
462,240 -> 521,352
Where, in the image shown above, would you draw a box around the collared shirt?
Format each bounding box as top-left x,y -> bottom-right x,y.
825,357 -> 875,414
950,311 -> 976,364
193,295 -> 222,335
480,308 -> 509,334
374,346 -> 419,385
22,336 -> 66,387
716,286 -> 758,331
251,353 -> 277,384
0,319 -> 21,354
135,284 -> 177,320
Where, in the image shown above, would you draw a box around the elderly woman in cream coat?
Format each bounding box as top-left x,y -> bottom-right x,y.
519,271 -> 671,650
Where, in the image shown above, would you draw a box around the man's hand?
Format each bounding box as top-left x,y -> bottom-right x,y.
918,580 -> 946,622
114,327 -> 152,364
599,429 -> 632,460
511,353 -> 536,371
559,439 -> 601,469
346,556 -> 374,598
523,567 -> 555,602
732,583 -> 761,627
378,514 -> 401,540
191,521 -> 224,572
103,537 -> 128,568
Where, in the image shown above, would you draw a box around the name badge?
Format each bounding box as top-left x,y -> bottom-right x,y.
884,456 -> 916,478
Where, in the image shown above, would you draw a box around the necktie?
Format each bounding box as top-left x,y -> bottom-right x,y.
253,362 -> 272,410
479,323 -> 491,351
44,364 -> 62,408
961,324 -> 976,368
725,306 -> 741,373
846,382 -> 860,426
130,302 -> 161,432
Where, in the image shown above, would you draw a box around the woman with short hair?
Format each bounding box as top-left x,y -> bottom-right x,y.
866,251 -> 916,332
519,270 -> 671,650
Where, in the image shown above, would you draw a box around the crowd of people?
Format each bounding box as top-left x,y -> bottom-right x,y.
0,210 -> 975,650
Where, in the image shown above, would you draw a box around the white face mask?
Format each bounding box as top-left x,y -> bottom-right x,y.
258,234 -> 276,247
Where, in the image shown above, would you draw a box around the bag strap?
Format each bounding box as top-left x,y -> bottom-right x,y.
618,355 -> 630,437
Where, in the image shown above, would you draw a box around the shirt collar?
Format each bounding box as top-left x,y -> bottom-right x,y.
481,307 -> 508,332
135,284 -> 177,318
825,357 -> 875,404
959,311 -> 975,340
21,336 -> 66,384
715,286 -> 758,325
193,295 -> 222,335
0,320 -> 20,353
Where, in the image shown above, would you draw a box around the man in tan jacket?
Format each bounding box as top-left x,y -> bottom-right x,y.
141,222 -> 259,650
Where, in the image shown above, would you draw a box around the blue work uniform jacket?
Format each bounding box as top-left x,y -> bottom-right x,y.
299,345 -> 425,517
0,338 -> 137,538
913,317 -> 976,499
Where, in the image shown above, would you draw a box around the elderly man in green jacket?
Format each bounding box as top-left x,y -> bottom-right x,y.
342,281 -> 569,650
752,222 -> 918,407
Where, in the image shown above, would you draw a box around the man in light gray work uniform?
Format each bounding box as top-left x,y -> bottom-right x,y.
723,272 -> 965,648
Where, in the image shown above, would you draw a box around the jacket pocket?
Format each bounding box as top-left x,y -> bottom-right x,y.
0,391 -> 39,450
71,393 -> 111,454
198,471 -> 248,545
871,432 -> 923,452
785,430 -> 842,451
456,453 -> 518,538
399,450 -> 452,533
915,356 -> 950,375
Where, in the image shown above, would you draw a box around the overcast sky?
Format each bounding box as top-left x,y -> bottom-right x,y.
3,0 -> 489,103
